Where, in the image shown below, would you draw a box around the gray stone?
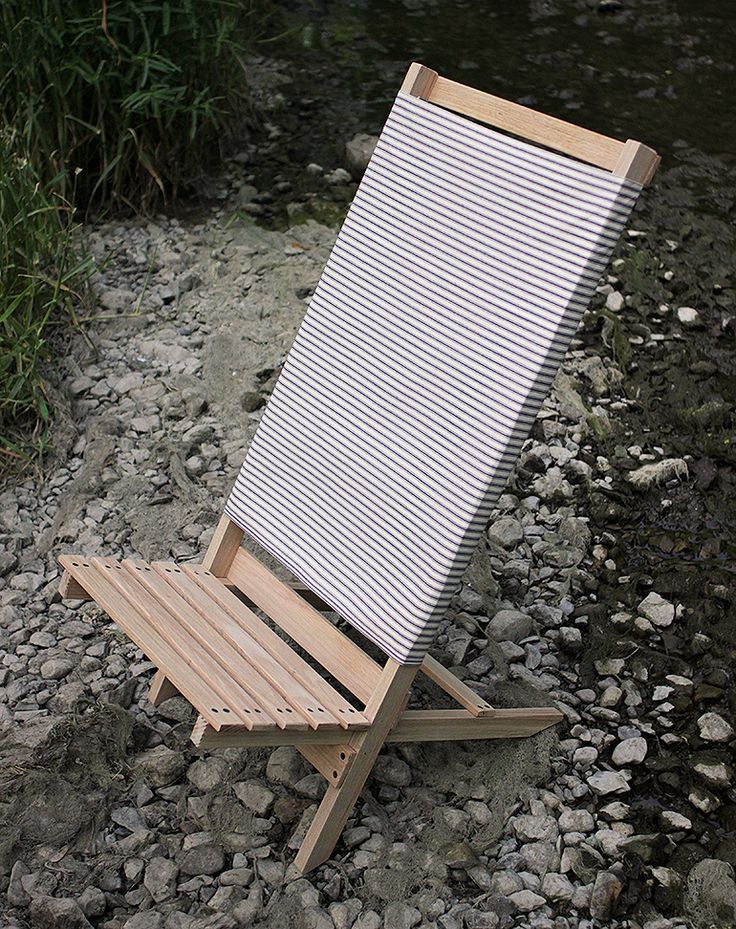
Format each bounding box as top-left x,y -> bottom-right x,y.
144,857 -> 179,902
638,592 -> 675,627
345,133 -> 379,175
512,813 -> 558,843
508,890 -> 545,913
7,860 -> 30,906
179,843 -> 225,876
234,779 -> 275,816
40,657 -> 74,680
134,746 -> 186,788
612,737 -> 648,766
487,609 -> 533,643
676,306 -> 703,327
590,871 -> 623,921
488,516 -> 523,548
587,770 -> 630,795
697,712 -> 734,743
541,872 -> 575,901
124,914 -> 164,929
187,756 -> 229,791
266,745 -> 307,786
382,901 -> 421,929
78,886 -> 106,918
685,858 -> 736,929
372,754 -> 412,788
28,896 -> 93,929
559,808 -> 595,834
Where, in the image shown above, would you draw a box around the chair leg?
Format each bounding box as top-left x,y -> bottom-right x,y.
294,660 -> 416,873
149,669 -> 179,705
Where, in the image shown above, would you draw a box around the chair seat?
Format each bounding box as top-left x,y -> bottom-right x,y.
58,554 -> 370,734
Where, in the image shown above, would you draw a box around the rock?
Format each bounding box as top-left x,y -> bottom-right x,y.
508,890 -> 545,913
487,609 -> 533,643
28,896 -> 93,929
179,843 -> 225,876
697,712 -> 734,743
694,760 -> 733,788
612,737 -> 648,766
606,291 -> 625,312
40,657 -> 75,680
7,860 -> 30,906
125,913 -> 164,929
559,626 -> 583,651
344,133 -> 378,175
372,754 -> 412,788
187,756 -> 229,791
590,871 -> 623,921
559,808 -> 595,834
234,779 -> 275,816
587,770 -> 630,795
676,306 -> 703,327
325,167 -> 352,186
134,746 -> 186,788
488,516 -> 523,548
266,746 -> 307,787
383,901 -> 422,929
684,859 -> 736,929
541,872 -> 575,901
513,813 -> 558,843
660,810 -> 692,832
638,592 -> 675,627
144,857 -> 179,902
77,886 -> 106,918
628,458 -> 688,490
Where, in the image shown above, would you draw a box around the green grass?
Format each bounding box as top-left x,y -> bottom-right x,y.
0,2 -> 274,469
0,132 -> 94,467
1,0 -> 268,211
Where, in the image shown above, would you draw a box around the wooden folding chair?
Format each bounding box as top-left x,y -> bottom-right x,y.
56,64 -> 659,873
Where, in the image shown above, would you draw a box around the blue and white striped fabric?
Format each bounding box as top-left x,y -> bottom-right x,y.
225,90 -> 642,665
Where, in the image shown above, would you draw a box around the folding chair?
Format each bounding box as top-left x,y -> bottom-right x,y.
56,64 -> 659,873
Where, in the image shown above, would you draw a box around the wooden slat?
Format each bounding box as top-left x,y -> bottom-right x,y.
58,555 -> 241,732
192,705 -> 562,749
401,62 -> 438,99
119,559 -> 305,732
428,73 -> 624,172
183,564 -> 368,729
59,568 -> 91,600
203,515 -> 244,575
421,655 -> 496,717
227,548 -> 382,704
152,562 -> 340,731
98,557 -> 277,731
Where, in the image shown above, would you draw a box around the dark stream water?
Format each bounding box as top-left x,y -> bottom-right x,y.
251,0 -> 736,919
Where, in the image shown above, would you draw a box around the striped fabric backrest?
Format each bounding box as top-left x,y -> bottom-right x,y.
225,89 -> 643,665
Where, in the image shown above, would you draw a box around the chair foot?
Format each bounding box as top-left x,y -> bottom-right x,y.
149,669 -> 179,705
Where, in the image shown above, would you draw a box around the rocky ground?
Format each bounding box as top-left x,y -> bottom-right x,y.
2,3 -> 736,926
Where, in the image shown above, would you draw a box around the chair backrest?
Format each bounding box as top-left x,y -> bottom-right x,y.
225,74 -> 647,665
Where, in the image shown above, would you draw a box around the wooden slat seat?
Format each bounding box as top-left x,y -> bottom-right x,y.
58,554 -> 370,735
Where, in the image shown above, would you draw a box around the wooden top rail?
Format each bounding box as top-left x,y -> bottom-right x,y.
401,63 -> 659,186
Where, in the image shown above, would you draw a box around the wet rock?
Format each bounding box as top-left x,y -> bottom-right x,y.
345,133 -> 378,175
638,592 -> 675,628
28,896 -> 93,929
697,712 -> 734,743
612,737 -> 648,766
487,609 -> 533,643
144,857 -> 179,902
589,871 -> 623,921
684,858 -> 736,928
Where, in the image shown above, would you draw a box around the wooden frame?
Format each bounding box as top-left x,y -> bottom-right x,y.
55,64 -> 661,874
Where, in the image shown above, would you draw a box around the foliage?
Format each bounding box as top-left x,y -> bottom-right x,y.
0,133 -> 93,466
0,1 -> 266,212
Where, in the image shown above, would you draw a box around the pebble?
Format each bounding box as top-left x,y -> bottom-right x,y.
612,737 -> 648,766
487,609 -> 533,643
587,770 -> 630,795
638,591 -> 675,627
697,712 -> 734,743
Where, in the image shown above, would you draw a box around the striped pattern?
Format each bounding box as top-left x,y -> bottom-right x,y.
226,91 -> 642,664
